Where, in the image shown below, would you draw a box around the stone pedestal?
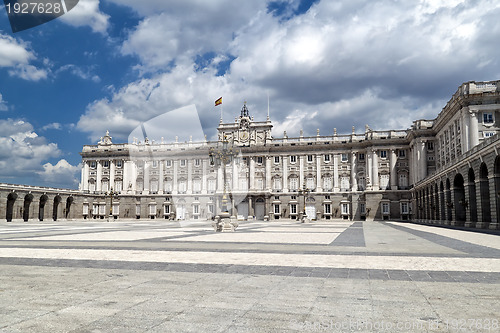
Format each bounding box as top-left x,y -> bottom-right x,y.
212,212 -> 238,232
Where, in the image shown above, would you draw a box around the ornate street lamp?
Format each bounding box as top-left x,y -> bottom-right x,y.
105,187 -> 119,221
298,180 -> 310,223
208,135 -> 240,231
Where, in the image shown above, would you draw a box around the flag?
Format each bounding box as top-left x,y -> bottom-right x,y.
215,97 -> 222,106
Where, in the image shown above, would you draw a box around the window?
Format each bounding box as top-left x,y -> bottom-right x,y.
150,180 -> 159,193
325,195 -> 330,199
382,202 -> 390,214
358,177 -> 366,191
274,156 -> 280,164
83,203 -> 89,215
484,132 -> 495,138
193,179 -> 201,193
164,205 -> 170,215
291,196 -> 297,200
256,178 -> 264,190
324,204 -> 331,214
115,180 -> 122,192
136,179 -> 144,191
135,204 -> 141,216
166,160 -> 172,167
257,156 -> 263,164
101,180 -> 109,192
239,178 -> 248,190
289,177 -> 298,190
323,177 -> 333,191
306,177 -> 315,189
398,150 -> 406,158
340,177 -> 349,191
149,204 -> 156,215
307,155 -> 313,162
208,204 -> 214,214
380,174 -> 389,190
103,161 -> 110,168
178,180 -> 187,193
208,178 -> 216,192
116,160 -> 123,168
274,204 -> 280,214
193,205 -> 199,214
483,112 -> 494,124
90,161 -> 97,169
359,203 -> 366,214
273,178 -> 281,190
380,150 -> 387,159
427,142 -> 434,151
290,156 -> 297,163
324,154 -> 331,162
358,153 -> 365,161
401,202 -> 409,214
195,159 -> 201,166
341,203 -> 349,215
341,153 -> 348,162
92,204 -> 99,216
164,180 -> 172,192
180,159 -> 186,167
290,204 -> 297,214
399,173 -> 408,188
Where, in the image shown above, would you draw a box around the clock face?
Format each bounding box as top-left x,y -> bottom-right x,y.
239,131 -> 249,141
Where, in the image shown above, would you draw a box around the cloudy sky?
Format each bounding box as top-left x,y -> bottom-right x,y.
1,0 -> 500,189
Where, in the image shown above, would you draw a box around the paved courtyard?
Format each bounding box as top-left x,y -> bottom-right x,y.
0,219 -> 499,332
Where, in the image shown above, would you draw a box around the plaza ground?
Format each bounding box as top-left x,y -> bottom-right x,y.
0,219 -> 499,332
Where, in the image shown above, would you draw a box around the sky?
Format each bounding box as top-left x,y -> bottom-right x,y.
1,0 -> 500,189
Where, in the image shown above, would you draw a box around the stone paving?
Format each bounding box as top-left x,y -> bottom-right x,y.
0,219 -> 499,332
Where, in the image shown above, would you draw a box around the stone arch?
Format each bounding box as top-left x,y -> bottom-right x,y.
39,194 -> 48,221
440,181 -> 445,221
23,194 -> 34,222
53,195 -> 61,221
446,178 -> 452,222
6,192 -> 18,222
434,183 -> 440,221
494,156 -> 500,226
65,197 -> 74,219
468,168 -> 478,223
479,163 -> 491,223
453,174 -> 466,225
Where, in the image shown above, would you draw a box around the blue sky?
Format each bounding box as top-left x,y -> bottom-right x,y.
1,0 -> 500,189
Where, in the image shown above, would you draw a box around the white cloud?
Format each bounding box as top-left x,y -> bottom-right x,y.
0,119 -> 75,186
59,0 -> 110,34
37,159 -> 80,187
0,33 -> 48,81
78,0 -> 500,143
41,123 -> 62,131
0,93 -> 8,111
57,64 -> 101,82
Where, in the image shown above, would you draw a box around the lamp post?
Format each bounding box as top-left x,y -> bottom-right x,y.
298,180 -> 310,223
208,135 -> 240,231
105,187 -> 118,221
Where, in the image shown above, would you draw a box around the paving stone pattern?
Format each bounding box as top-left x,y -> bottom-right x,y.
0,219 -> 499,332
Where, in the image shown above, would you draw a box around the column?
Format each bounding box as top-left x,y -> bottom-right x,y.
316,155 -> 322,192
282,155 -> 288,192
367,152 -> 373,190
469,110 -> 480,148
82,161 -> 89,191
202,159 -> 208,194
173,160 -> 178,194
299,156 -> 304,188
232,159 -> 238,191
249,157 -> 255,191
351,152 -> 357,191
187,159 -> 193,194
372,150 -> 379,189
265,156 -> 272,191
159,160 -> 164,194
390,149 -> 397,190
96,161 -> 102,192
110,160 -> 115,190
419,141 -> 427,182
462,107 -> 470,152
217,165 -> 224,192
333,154 -> 339,192
143,161 -> 150,194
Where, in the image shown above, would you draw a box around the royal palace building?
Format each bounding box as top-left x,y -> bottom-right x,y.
1,80 -> 500,229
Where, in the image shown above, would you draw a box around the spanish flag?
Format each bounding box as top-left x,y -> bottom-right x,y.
215,97 -> 222,106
